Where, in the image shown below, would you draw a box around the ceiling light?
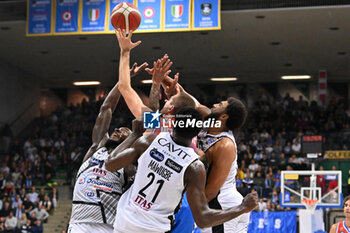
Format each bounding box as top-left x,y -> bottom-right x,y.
141,79 -> 153,84
210,77 -> 237,82
270,42 -> 280,46
329,27 -> 339,31
73,81 -> 101,86
281,75 -> 311,80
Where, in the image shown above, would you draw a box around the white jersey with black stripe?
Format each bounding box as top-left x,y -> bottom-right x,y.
197,129 -> 242,204
197,129 -> 249,233
70,147 -> 125,225
114,132 -> 199,233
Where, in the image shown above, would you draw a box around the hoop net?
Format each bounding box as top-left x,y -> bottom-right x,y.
302,199 -> 319,214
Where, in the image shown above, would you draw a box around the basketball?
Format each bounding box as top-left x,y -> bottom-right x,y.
111,3 -> 141,32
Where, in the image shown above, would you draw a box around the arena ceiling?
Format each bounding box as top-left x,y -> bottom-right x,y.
0,5 -> 350,87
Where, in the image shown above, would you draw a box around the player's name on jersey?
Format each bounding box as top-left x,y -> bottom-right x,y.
148,160 -> 173,181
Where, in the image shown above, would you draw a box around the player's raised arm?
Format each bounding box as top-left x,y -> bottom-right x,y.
82,59 -> 147,162
116,29 -> 151,118
82,82 -> 121,162
147,55 -> 173,111
185,160 -> 258,228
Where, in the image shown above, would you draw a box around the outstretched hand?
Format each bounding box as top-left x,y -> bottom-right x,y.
130,62 -> 149,78
115,28 -> 141,52
151,55 -> 173,87
164,73 -> 180,98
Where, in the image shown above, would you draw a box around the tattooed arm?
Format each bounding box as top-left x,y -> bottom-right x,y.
147,55 -> 172,111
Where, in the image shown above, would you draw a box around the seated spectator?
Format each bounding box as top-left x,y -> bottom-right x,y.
19,188 -> 26,202
236,175 -> 243,189
13,202 -> 25,219
0,164 -> 10,179
4,212 -> 17,232
25,175 -> 33,188
253,149 -> 263,161
271,189 -> 279,204
40,195 -> 52,213
17,213 -> 27,229
38,189 -> 45,202
327,165 -> 338,192
0,221 -> 4,232
20,219 -> 32,233
264,174 -> 274,189
258,198 -> 267,212
29,187 -> 39,204
23,194 -> 34,215
30,204 -> 49,223
4,177 -> 14,195
11,168 -> 21,183
11,194 -> 22,209
284,142 -> 292,156
259,154 -> 269,168
248,159 -> 259,173
291,140 -> 301,154
269,152 -> 279,168
278,153 -> 287,170
236,168 -> 244,181
316,167 -> 326,195
274,177 -> 281,190
49,188 -> 57,209
243,173 -> 254,189
28,213 -> 43,233
264,143 -> 273,154
253,172 -> 265,195
0,173 -> 6,192
0,202 -> 11,218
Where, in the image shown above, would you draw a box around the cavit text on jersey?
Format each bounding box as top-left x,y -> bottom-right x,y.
158,138 -> 192,159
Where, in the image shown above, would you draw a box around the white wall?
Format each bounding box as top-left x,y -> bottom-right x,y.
0,62 -> 40,135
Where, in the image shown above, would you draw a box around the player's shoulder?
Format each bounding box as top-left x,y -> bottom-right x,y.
185,160 -> 206,177
330,222 -> 338,233
210,137 -> 236,154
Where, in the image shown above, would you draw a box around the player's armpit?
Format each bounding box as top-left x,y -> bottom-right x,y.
205,138 -> 236,202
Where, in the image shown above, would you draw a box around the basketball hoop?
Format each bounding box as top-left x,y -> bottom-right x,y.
302,199 -> 319,214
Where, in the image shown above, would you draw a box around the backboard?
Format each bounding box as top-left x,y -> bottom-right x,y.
280,170 -> 342,209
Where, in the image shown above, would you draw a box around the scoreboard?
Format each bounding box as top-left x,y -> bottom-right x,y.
301,135 -> 324,159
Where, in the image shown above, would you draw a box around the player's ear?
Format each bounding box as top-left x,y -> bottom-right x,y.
220,113 -> 229,120
169,105 -> 175,112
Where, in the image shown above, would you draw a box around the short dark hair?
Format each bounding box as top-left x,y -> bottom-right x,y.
172,92 -> 196,112
173,107 -> 202,139
225,97 -> 247,132
343,195 -> 350,207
